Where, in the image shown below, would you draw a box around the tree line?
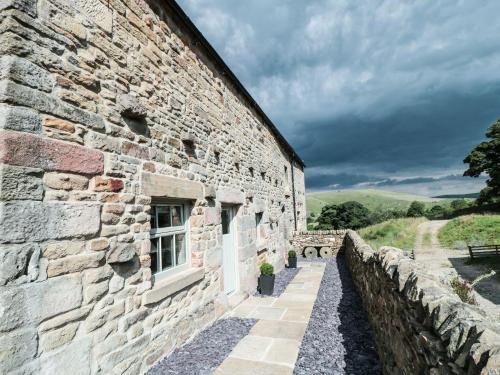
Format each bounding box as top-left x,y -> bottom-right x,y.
309,199 -> 475,230
309,119 -> 499,231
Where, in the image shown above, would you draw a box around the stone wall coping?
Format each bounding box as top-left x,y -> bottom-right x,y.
345,230 -> 500,372
300,243 -> 335,247
293,230 -> 348,235
142,268 -> 204,306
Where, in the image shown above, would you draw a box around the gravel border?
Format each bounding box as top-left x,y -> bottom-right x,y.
294,258 -> 381,374
147,317 -> 257,375
254,265 -> 300,297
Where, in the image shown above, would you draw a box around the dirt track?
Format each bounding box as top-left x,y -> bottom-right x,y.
414,220 -> 500,318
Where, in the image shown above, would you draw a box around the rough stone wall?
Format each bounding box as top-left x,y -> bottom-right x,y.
291,161 -> 307,230
344,231 -> 500,374
291,230 -> 347,257
0,0 -> 306,374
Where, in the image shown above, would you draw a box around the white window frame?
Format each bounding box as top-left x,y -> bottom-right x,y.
150,202 -> 191,282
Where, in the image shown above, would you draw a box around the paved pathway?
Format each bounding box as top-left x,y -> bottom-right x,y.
149,260 -> 381,374
215,262 -> 325,374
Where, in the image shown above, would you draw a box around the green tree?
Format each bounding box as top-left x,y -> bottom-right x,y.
450,199 -> 469,211
406,201 -> 425,217
317,201 -> 372,230
369,209 -> 407,225
427,205 -> 445,219
464,120 -> 500,204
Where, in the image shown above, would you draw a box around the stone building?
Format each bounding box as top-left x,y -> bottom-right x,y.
0,0 -> 306,373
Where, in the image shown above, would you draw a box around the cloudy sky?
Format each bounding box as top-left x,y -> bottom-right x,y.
177,0 -> 499,196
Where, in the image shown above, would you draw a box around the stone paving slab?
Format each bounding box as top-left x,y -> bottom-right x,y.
214,357 -> 293,375
250,319 -> 308,340
263,338 -> 302,367
281,308 -> 312,323
218,264 -> 326,373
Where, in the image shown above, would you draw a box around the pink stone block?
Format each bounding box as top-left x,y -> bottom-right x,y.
0,131 -> 104,175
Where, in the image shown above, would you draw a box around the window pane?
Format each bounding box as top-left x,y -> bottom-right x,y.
171,206 -> 183,226
160,235 -> 173,271
221,209 -> 230,235
150,207 -> 157,229
255,213 -> 263,226
151,237 -> 159,274
157,206 -> 171,228
175,233 -> 186,266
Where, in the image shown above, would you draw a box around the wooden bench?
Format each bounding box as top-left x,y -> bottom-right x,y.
468,245 -> 500,260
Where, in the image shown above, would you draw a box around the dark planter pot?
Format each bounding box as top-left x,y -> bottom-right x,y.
288,257 -> 297,268
258,274 -> 275,296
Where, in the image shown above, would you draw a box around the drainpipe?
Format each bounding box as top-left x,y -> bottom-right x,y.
290,157 -> 297,232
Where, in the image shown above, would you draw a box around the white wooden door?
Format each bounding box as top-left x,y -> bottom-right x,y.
222,207 -> 236,294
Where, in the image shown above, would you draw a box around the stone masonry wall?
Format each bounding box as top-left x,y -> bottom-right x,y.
344,231 -> 500,374
291,230 -> 347,257
0,0 -> 306,374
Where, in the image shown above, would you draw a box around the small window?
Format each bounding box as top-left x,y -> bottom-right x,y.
150,203 -> 189,278
284,165 -> 288,177
249,167 -> 254,178
261,172 -> 266,180
255,212 -> 263,243
183,141 -> 196,159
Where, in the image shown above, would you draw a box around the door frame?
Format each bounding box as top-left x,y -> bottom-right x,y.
221,205 -> 239,295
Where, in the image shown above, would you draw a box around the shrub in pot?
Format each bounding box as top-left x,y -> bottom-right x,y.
258,263 -> 275,296
288,250 -> 297,268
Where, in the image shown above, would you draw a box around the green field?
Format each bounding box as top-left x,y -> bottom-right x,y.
438,215 -> 500,249
307,189 -> 448,216
358,217 -> 427,251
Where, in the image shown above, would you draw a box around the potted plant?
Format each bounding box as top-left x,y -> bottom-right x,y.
258,263 -> 275,296
288,250 -> 297,268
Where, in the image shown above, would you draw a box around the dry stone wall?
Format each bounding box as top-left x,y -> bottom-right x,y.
0,0 -> 306,374
291,230 -> 347,257
344,231 -> 500,374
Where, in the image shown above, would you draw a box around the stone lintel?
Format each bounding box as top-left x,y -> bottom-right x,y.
142,268 -> 204,306
141,172 -> 203,200
254,197 -> 266,213
216,188 -> 244,204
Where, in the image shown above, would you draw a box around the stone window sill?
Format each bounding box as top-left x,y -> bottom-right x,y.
142,267 -> 204,306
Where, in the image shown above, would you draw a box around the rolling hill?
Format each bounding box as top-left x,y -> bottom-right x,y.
306,189 -> 452,216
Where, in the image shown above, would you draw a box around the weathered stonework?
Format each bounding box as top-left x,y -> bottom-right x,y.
0,0 -> 306,374
344,231 -> 500,374
291,230 -> 346,257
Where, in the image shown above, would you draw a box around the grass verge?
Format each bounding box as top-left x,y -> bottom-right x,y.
438,215 -> 500,249
358,217 -> 427,251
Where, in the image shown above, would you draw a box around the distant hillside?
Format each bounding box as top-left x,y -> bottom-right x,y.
307,189 -> 449,216
432,193 -> 479,199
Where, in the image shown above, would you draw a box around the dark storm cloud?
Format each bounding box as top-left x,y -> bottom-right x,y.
177,0 -> 500,195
